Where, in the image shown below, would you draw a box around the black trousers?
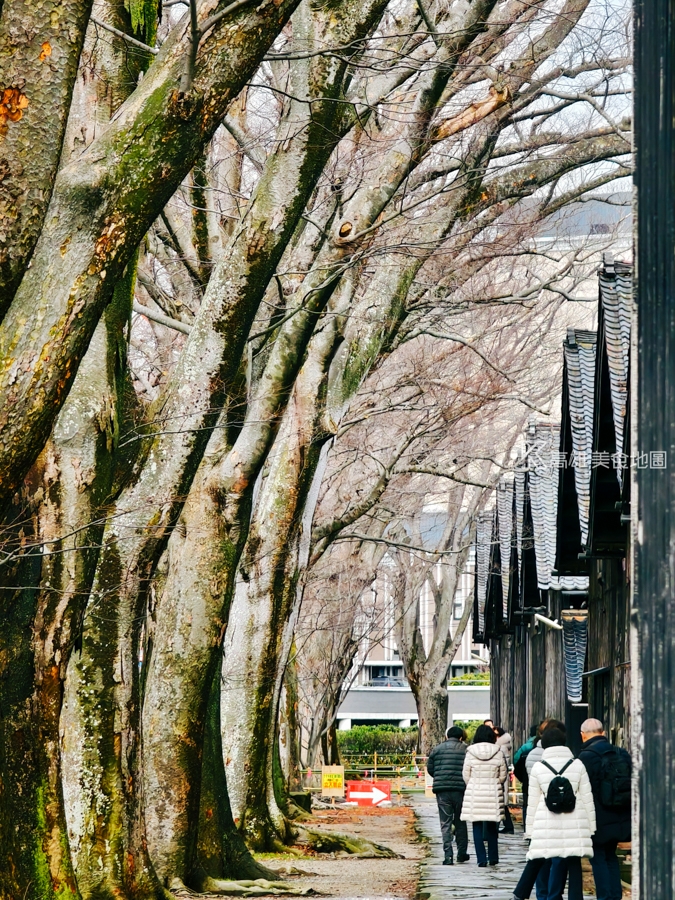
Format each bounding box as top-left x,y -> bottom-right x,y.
515,856 -> 583,900
435,790 -> 468,861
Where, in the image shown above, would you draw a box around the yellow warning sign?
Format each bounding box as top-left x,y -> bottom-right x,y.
321,765 -> 345,797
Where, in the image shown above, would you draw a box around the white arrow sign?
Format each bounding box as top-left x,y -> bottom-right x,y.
348,786 -> 388,805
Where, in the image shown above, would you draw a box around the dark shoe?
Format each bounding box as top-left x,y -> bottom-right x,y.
442,858 -> 454,866
478,862 -> 487,867
499,827 -> 514,834
489,860 -> 499,866
457,853 -> 470,863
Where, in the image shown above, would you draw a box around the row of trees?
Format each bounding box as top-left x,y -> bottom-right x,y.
0,0 -> 629,897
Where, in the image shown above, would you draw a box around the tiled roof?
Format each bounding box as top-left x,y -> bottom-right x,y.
526,421 -> 588,592
563,329 -> 597,545
598,258 -> 632,487
514,468 -> 525,566
475,510 -> 492,636
496,479 -> 513,621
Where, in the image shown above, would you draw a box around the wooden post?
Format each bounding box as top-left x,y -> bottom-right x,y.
634,0 -> 675,893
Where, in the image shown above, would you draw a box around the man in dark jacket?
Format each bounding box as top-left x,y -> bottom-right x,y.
426,726 -> 470,865
578,718 -> 631,900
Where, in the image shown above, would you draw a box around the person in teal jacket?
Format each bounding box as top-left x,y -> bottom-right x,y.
513,725 -> 539,828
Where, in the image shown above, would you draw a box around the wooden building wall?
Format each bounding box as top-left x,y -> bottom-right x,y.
587,558 -> 631,748
490,598 -> 566,750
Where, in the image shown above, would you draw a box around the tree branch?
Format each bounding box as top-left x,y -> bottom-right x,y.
133,301 -> 192,334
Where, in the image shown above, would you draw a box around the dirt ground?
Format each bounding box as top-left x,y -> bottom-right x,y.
260,803 -> 424,898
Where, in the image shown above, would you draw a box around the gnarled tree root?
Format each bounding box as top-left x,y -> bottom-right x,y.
268,864 -> 319,877
170,876 -> 320,896
296,826 -> 401,858
285,800 -> 313,823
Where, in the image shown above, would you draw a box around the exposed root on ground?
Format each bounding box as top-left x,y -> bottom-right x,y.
202,877 -> 320,895
170,876 -> 321,896
267,864 -> 319,876
296,826 -> 401,858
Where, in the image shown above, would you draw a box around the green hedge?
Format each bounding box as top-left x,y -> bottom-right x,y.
337,724 -> 419,757
448,671 -> 490,685
452,720 -> 484,742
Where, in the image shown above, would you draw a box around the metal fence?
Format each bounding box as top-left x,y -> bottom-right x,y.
300,753 -> 524,806
300,753 -> 429,794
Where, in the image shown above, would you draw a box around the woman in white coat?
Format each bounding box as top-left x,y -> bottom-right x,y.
513,727 -> 596,900
461,724 -> 507,866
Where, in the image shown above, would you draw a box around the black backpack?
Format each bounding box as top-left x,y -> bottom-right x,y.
541,759 -> 577,813
597,747 -> 631,810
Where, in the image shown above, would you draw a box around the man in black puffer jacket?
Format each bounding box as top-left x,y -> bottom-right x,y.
578,718 -> 631,900
427,726 -> 469,865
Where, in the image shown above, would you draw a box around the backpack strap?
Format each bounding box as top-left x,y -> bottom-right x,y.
540,759 -> 575,776
558,759 -> 575,776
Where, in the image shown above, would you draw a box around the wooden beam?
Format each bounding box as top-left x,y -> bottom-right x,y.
634,0 -> 675,892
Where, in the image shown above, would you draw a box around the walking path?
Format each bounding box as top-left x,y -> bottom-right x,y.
413,796 -> 525,900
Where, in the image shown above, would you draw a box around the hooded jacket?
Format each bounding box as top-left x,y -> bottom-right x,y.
526,740 -> 544,776
427,737 -> 467,793
526,745 -> 596,860
578,735 -> 631,844
460,742 -> 507,822
497,732 -> 513,765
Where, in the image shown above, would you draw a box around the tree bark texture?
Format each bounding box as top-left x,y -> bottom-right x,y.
0,0 -> 301,502
0,0 -> 94,315
0,271 -> 132,900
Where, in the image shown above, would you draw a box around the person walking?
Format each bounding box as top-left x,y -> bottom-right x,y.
514,725 -> 539,829
526,719 -> 567,778
524,720 -> 569,900
461,724 -> 507,867
426,726 -> 470,865
495,726 -> 515,834
512,727 -> 596,900
578,718 -> 631,900
495,726 -> 513,764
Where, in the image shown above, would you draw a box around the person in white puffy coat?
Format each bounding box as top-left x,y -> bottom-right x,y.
513,727 -> 596,900
461,725 -> 507,866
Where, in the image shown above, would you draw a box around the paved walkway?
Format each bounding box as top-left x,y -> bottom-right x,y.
414,796 -> 525,900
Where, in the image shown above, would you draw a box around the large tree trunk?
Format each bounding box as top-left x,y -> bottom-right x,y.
140,448 -> 275,890
221,395 -> 334,849
0,0 -> 301,501
409,681 -> 450,756
220,249 -> 419,846
278,652 -> 303,795
0,273 -> 133,899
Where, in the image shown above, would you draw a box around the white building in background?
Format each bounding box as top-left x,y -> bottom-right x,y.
351,548 -> 488,688
337,548 -> 490,729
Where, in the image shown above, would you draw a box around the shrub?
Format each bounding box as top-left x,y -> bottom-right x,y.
448,671 -> 490,685
453,720 -> 484,742
337,724 -> 419,758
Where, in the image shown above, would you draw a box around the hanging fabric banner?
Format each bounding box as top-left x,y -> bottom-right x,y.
562,610 -> 588,703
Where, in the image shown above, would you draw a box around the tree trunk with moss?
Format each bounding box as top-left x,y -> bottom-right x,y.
278,653 -> 303,795
0,270 -> 133,900
220,255 -> 416,846
0,0 -> 302,503
139,438 -> 278,890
